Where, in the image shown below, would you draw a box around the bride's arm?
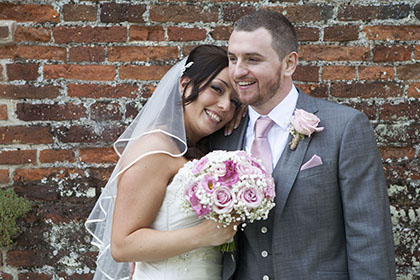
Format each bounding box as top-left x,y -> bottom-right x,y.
110,152 -> 236,263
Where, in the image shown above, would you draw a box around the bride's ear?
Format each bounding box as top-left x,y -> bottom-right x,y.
179,77 -> 191,96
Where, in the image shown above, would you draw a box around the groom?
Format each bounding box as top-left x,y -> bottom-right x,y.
210,10 -> 396,279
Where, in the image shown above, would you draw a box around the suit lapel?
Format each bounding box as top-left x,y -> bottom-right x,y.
272,89 -> 319,218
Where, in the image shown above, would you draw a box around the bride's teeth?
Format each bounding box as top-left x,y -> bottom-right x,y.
206,110 -> 221,123
238,81 -> 254,86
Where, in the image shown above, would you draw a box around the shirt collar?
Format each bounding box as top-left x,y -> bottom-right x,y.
248,85 -> 299,131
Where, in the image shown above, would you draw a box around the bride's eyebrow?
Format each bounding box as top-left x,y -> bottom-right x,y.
213,78 -> 229,87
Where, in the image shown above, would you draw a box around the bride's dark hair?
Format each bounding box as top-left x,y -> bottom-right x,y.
181,45 -> 228,106
181,45 -> 229,159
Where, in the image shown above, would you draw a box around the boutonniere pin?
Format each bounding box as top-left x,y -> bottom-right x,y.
289,109 -> 324,150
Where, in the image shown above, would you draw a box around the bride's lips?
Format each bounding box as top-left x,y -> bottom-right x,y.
205,109 -> 222,125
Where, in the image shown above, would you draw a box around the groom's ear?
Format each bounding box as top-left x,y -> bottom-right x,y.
283,51 -> 298,77
179,76 -> 191,96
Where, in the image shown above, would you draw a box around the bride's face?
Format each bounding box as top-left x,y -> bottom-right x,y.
183,68 -> 238,143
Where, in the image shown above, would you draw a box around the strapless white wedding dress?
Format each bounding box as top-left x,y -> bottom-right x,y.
132,163 -> 222,280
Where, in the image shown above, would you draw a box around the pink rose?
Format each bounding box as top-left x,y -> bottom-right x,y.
200,175 -> 217,193
213,163 -> 227,177
212,186 -> 234,214
291,109 -> 324,136
263,178 -> 276,200
218,160 -> 239,187
192,157 -> 209,174
189,193 -> 210,217
236,162 -> 262,177
237,186 -> 263,209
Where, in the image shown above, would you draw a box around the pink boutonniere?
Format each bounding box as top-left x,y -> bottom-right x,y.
289,109 -> 324,150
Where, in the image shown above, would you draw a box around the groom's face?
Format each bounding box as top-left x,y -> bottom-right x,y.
228,27 -> 285,114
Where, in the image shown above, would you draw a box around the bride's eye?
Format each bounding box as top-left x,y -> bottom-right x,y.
211,85 -> 223,94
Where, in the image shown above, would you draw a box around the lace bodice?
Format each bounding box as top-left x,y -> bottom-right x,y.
132,162 -> 222,280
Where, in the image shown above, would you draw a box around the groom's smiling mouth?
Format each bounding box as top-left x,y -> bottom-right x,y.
237,81 -> 256,88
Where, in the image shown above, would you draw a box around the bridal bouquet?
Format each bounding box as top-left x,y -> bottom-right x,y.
181,150 -> 276,252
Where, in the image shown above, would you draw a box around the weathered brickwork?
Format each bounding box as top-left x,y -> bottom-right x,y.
0,0 -> 419,279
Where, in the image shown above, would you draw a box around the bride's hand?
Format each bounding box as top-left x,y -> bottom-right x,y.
198,219 -> 238,247
223,104 -> 247,136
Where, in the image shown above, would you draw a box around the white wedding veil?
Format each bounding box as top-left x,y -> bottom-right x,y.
85,58 -> 188,280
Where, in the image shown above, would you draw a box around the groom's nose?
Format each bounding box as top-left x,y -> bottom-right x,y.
232,61 -> 248,79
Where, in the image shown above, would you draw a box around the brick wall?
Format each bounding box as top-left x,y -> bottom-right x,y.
0,1 -> 419,278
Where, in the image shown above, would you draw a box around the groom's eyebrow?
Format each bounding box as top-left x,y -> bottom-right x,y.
228,51 -> 264,57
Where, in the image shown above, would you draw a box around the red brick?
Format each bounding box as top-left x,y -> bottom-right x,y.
120,65 -> 171,80
321,66 -> 356,81
270,5 -> 333,23
0,25 -> 10,40
53,26 -> 126,43
14,45 -> 66,60
141,84 -> 157,99
379,147 -> 416,160
108,46 -> 178,62
293,65 -> 319,82
363,25 -> 420,41
331,82 -> 403,98
15,26 -> 51,42
90,101 -> 122,121
69,46 -> 105,62
0,169 -> 9,183
18,273 -> 52,280
167,26 -> 206,41
397,64 -> 420,80
324,25 -> 358,41
7,250 -> 55,267
338,5 -> 410,21
55,124 -> 124,144
408,83 -> 420,98
297,84 -> 328,98
373,45 -> 411,62
415,45 -> 420,60
0,104 -> 7,120
63,4 -> 97,21
210,25 -> 233,41
341,101 -> 378,120
358,66 -> 394,80
79,147 -> 118,164
379,102 -> 420,121
299,45 -> 369,61
68,84 -> 138,98
40,149 -> 75,163
0,84 -> 60,99
337,5 -> 380,21
129,25 -> 164,41
296,27 -> 319,41
125,102 -> 141,119
0,4 -> 59,22
6,63 -> 38,81
100,3 -> 146,23
0,126 -> 53,144
14,167 -> 82,183
182,45 -> 201,57
0,44 -> 15,59
0,150 -> 36,165
43,64 -> 115,81
16,103 -> 87,121
223,5 -> 256,22
375,123 -> 420,145
0,273 -> 13,280
150,5 -> 218,22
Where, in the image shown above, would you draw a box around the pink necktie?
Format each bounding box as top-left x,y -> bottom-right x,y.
251,117 -> 274,173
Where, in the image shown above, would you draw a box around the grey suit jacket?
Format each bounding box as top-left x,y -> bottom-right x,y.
210,89 -> 396,279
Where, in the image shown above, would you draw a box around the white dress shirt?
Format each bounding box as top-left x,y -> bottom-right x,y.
245,85 -> 299,171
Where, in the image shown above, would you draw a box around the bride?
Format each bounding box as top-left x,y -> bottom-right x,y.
85,45 -> 240,280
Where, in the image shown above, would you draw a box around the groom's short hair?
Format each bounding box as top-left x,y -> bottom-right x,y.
234,9 -> 298,60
